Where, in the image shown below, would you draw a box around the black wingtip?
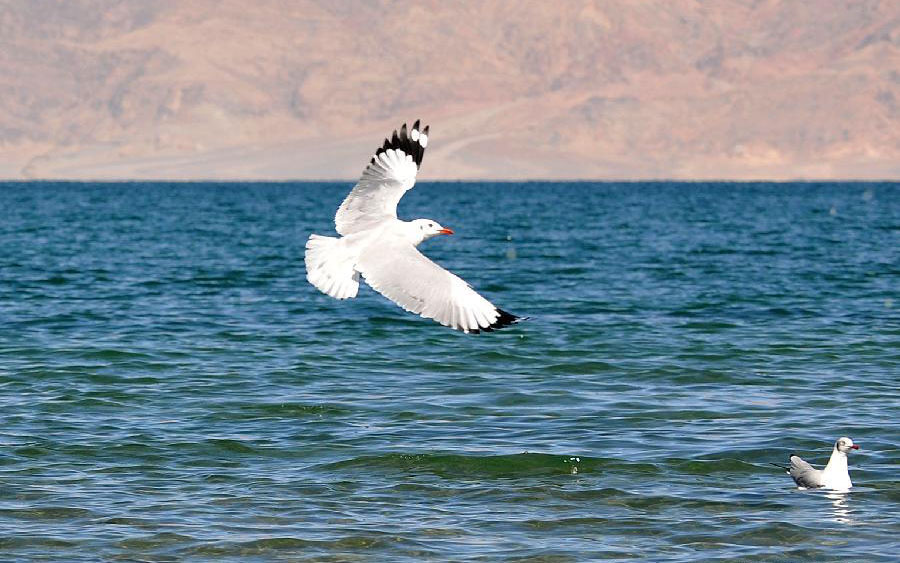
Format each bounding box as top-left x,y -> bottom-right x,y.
371,119 -> 428,168
455,309 -> 526,335
486,309 -> 525,331
398,123 -> 409,146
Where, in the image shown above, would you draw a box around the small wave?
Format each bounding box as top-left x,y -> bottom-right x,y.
0,506 -> 94,521
540,360 -> 616,374
205,401 -> 352,421
185,534 -> 397,557
666,457 -> 763,474
321,452 -> 610,479
75,348 -> 155,361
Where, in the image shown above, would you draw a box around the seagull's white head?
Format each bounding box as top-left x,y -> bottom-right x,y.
834,437 -> 859,455
410,218 -> 454,244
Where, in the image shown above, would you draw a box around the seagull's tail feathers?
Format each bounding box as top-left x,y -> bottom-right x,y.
769,462 -> 790,473
305,234 -> 360,300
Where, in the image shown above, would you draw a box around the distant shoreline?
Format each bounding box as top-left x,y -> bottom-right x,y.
2,178 -> 899,184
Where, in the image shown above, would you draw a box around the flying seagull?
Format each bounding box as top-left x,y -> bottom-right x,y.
775,437 -> 860,491
305,120 -> 522,334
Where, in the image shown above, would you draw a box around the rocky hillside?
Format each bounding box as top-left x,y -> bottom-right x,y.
1,0 -> 897,179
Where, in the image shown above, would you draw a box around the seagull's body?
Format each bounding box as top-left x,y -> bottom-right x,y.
305,120 -> 521,333
785,437 -> 859,491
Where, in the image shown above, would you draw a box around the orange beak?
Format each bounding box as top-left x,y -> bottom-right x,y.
439,228 -> 454,235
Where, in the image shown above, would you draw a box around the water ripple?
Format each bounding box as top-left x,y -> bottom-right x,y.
0,181 -> 897,561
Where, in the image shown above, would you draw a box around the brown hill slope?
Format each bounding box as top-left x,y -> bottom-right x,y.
1,0 -> 898,179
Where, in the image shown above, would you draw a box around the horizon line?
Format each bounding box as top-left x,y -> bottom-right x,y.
2,178 -> 898,184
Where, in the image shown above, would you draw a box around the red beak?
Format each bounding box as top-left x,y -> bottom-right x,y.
851,445 -> 860,450
439,228 -> 454,235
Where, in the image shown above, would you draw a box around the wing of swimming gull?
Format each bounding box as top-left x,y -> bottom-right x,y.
335,120 -> 429,236
356,236 -> 519,334
789,455 -> 824,488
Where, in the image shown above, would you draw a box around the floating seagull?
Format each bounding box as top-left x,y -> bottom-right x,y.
776,437 -> 860,491
305,120 -> 522,333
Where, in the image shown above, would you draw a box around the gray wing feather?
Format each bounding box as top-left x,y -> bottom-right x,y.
789,455 -> 823,488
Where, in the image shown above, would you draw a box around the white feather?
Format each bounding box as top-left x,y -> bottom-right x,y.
354,234 -> 503,333
305,121 -> 519,333
334,148 -> 418,236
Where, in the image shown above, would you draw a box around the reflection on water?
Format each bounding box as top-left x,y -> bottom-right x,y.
825,491 -> 854,524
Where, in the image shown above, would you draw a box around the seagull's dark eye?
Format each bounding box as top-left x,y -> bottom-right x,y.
429,223 -> 434,227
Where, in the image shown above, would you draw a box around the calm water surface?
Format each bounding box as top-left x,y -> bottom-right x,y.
1,181 -> 898,561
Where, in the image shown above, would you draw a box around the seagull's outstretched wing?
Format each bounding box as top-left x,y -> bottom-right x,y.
789,455 -> 823,488
356,238 -> 520,334
335,120 -> 429,236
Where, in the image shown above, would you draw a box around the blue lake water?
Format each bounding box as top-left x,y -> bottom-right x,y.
0,181 -> 898,561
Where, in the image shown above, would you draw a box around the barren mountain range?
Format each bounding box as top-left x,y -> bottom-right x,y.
1,0 -> 898,180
